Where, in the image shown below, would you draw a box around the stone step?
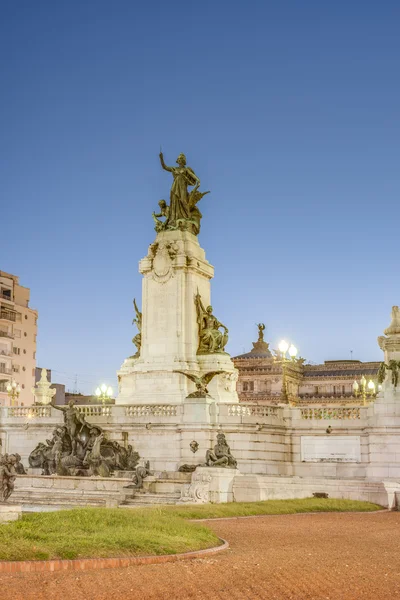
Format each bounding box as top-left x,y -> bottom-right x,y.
123,492 -> 181,506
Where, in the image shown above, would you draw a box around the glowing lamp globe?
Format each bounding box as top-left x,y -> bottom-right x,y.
279,340 -> 289,354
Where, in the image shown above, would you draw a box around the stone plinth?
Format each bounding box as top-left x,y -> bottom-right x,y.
196,466 -> 241,503
0,504 -> 22,523
117,229 -> 238,405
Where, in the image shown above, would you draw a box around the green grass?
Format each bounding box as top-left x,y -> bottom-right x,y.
159,497 -> 383,520
0,508 -> 219,562
0,498 -> 383,562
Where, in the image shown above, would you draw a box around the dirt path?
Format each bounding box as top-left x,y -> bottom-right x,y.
1,511 -> 400,600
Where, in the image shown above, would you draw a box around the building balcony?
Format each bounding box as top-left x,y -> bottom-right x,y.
0,292 -> 13,303
0,310 -> 16,322
0,350 -> 13,358
0,331 -> 13,339
0,368 -> 12,376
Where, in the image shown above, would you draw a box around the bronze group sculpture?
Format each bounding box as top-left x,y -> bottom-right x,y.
156,152 -> 209,235
28,400 -> 140,477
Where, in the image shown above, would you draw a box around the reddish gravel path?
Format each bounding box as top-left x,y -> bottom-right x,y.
1,511 -> 400,600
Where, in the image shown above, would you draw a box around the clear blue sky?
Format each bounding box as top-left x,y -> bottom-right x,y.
1,1 -> 399,394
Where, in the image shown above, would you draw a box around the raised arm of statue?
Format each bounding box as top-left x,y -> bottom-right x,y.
159,152 -> 173,173
51,401 -> 65,412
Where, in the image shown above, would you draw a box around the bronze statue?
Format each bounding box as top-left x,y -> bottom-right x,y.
158,151 -> 209,235
131,298 -> 142,359
174,370 -> 228,397
257,323 -> 265,343
205,433 -> 237,469
152,200 -> 169,232
0,454 -> 17,501
51,399 -> 88,456
195,291 -> 228,354
133,461 -> 151,489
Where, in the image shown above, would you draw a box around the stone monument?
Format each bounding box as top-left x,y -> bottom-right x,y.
117,151 -> 239,405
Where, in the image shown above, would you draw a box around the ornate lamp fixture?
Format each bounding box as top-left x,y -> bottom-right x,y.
6,380 -> 20,406
95,383 -> 113,406
278,340 -> 298,403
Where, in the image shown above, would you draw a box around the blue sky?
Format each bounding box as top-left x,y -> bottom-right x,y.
1,1 -> 399,394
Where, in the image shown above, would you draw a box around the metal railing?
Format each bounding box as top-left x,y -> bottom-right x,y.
300,407 -> 362,420
0,293 -> 13,302
227,404 -> 280,417
0,311 -> 16,322
0,368 -> 12,375
0,331 -> 13,339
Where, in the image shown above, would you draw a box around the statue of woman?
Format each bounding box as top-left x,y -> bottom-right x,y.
195,292 -> 228,354
159,152 -> 200,229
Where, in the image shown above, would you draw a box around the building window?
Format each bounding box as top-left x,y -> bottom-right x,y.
16,312 -> 22,323
314,386 -> 319,394
0,382 -> 6,392
24,315 -> 28,320
33,351 -> 35,358
22,366 -> 26,372
14,329 -> 21,338
24,332 -> 27,337
249,381 -> 254,391
243,382 -> 248,392
13,365 -> 20,373
21,384 -> 25,389
13,347 -> 20,355
23,349 -> 26,354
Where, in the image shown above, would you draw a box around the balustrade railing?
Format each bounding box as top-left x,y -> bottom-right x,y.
300,407 -> 362,420
6,406 -> 52,418
227,404 -> 280,418
76,405 -> 113,417
125,405 -> 178,417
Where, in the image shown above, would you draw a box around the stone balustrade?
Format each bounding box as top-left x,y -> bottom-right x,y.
299,407 -> 364,420
125,405 -> 179,417
76,405 -> 113,417
3,406 -> 52,418
227,404 -> 280,418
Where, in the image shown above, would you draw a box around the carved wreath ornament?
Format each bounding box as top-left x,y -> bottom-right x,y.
151,241 -> 178,284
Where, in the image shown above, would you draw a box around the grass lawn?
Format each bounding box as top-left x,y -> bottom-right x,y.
0,498 -> 383,562
160,497 -> 383,520
0,508 -> 219,562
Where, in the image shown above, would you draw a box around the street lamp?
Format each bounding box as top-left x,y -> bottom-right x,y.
353,377 -> 376,405
6,380 -> 21,406
95,383 -> 113,406
278,340 -> 298,403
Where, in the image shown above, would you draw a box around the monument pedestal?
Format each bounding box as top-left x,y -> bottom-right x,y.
117,229 -> 238,406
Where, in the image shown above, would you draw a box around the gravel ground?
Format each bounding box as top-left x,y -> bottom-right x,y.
1,511 -> 399,600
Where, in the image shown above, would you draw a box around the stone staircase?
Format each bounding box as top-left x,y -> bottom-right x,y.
13,471 -> 192,510
120,471 -> 191,508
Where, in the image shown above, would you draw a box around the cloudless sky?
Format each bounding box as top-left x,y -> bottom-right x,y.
1,1 -> 399,394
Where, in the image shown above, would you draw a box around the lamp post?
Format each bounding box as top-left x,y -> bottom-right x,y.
95,383 -> 113,406
278,340 -> 298,403
353,377 -> 376,406
6,380 -> 20,406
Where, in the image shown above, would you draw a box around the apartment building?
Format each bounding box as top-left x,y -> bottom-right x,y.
0,271 -> 38,406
